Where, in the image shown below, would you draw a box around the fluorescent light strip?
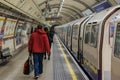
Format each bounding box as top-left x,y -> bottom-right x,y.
57,0 -> 65,16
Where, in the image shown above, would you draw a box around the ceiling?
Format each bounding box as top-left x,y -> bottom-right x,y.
0,0 -> 118,25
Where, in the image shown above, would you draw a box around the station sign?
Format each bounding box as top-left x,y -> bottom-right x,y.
92,1 -> 111,12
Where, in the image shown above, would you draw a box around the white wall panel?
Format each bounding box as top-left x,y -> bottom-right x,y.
2,39 -> 14,55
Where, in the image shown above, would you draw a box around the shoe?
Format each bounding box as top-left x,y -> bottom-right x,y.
34,76 -> 39,79
44,57 -> 46,59
48,56 -> 50,60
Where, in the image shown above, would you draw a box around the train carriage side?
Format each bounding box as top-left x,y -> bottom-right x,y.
82,5 -> 120,80
60,28 -> 64,42
67,24 -> 72,50
55,24 -> 69,46
60,27 -> 66,42
65,24 -> 70,47
61,27 -> 66,43
55,26 -> 62,39
67,21 -> 78,51
64,24 -> 72,46
63,25 -> 69,45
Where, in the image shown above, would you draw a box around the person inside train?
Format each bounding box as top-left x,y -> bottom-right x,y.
28,25 -> 50,79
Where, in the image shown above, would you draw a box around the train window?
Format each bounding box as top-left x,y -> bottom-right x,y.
109,22 -> 115,47
85,25 -> 91,44
90,25 -> 99,48
67,25 -> 71,37
114,23 -> 120,59
110,23 -> 115,37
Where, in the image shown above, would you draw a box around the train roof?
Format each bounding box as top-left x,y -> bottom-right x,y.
87,5 -> 120,24
56,18 -> 80,28
72,17 -> 88,25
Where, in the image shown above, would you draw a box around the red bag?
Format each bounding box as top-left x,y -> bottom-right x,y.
23,56 -> 33,75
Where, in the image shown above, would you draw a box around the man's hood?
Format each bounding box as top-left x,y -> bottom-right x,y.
36,29 -> 46,34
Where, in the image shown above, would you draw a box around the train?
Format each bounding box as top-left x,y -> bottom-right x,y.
55,5 -> 120,80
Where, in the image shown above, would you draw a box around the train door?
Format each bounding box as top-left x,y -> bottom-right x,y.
65,26 -> 68,46
67,25 -> 72,50
62,27 -> 65,43
79,23 -> 83,64
78,17 -> 89,64
111,22 -> 120,80
71,23 -> 79,60
66,25 -> 70,46
63,26 -> 68,46
83,23 -> 99,80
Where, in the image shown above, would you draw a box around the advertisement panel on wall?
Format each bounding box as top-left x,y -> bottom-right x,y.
15,21 -> 24,46
4,18 -> 17,38
92,1 -> 111,12
21,22 -> 32,45
0,16 -> 5,51
0,16 -> 5,37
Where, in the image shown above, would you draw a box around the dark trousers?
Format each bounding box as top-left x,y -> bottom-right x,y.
33,53 -> 44,76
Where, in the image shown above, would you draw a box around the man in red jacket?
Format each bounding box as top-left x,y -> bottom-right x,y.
28,25 -> 50,79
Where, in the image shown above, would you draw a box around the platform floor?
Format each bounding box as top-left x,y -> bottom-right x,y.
0,35 -> 88,80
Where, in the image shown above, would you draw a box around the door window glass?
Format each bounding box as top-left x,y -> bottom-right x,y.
90,25 -> 99,48
85,24 -> 99,48
85,25 -> 90,44
114,23 -> 120,58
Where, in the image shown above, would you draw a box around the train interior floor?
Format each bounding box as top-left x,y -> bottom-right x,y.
0,35 -> 88,80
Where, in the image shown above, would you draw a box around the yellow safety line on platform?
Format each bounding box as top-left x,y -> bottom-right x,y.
56,37 -> 77,80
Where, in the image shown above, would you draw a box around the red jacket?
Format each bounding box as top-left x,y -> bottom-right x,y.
28,29 -> 50,55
